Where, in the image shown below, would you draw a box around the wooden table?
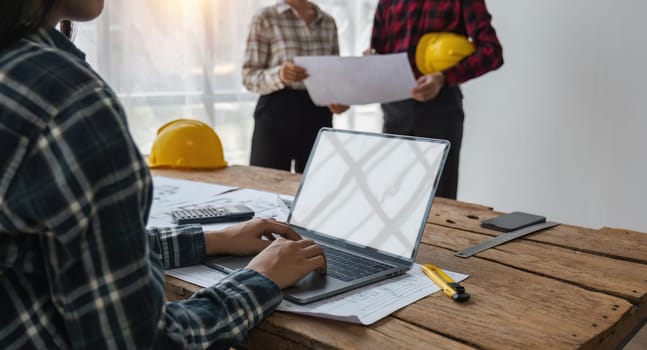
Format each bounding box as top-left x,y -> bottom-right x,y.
156,166 -> 647,350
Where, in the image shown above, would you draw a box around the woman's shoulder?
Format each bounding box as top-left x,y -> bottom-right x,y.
251,3 -> 289,23
0,34 -> 121,153
308,4 -> 337,26
318,9 -> 338,25
12,37 -> 100,86
0,36 -> 108,123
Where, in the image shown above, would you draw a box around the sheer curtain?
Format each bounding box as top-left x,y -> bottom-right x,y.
74,0 -> 381,165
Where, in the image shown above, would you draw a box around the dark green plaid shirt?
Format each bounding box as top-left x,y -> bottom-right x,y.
0,27 -> 281,349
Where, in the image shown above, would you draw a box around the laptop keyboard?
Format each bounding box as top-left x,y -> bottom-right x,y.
321,245 -> 392,282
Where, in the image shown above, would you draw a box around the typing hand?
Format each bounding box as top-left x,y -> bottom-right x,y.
247,238 -> 327,289
204,218 -> 301,256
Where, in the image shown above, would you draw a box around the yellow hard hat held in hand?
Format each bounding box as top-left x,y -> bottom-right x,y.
148,119 -> 228,169
415,32 -> 475,74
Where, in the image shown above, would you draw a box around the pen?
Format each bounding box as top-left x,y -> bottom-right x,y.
420,264 -> 470,302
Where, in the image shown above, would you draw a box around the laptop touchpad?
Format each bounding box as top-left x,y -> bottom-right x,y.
205,256 -> 252,272
286,271 -> 344,293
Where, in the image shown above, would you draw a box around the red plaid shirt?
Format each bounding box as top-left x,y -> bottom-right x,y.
371,0 -> 503,85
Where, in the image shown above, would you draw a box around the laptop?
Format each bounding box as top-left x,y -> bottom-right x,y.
205,128 -> 449,304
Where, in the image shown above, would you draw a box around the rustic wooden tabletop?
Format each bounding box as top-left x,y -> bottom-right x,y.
156,166 -> 647,350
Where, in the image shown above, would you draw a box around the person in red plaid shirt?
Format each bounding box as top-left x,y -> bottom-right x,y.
369,0 -> 504,199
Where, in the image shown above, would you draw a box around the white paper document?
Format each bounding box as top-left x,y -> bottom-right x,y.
148,176 -> 236,227
147,176 -> 292,228
294,53 -> 416,106
166,264 -> 468,326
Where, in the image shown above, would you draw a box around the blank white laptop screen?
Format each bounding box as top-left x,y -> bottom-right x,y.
289,130 -> 446,258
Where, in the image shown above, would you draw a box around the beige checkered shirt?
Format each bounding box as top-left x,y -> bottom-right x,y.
242,1 -> 339,95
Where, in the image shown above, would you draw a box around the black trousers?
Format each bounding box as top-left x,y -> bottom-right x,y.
250,89 -> 332,173
381,86 -> 464,199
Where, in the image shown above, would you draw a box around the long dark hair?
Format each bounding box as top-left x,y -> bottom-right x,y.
0,0 -> 71,49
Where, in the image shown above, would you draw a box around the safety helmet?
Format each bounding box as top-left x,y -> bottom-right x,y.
415,32 -> 475,74
148,119 -> 228,169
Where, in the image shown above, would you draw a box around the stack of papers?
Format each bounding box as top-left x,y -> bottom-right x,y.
166,264 -> 467,325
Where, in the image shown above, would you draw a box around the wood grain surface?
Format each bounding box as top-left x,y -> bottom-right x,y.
155,166 -> 647,349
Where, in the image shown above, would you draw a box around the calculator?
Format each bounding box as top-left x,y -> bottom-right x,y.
170,205 -> 255,225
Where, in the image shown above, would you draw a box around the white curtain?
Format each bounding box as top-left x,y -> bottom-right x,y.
74,0 -> 381,165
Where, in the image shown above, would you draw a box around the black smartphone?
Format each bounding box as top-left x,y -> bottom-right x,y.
481,212 -> 546,232
171,205 -> 255,225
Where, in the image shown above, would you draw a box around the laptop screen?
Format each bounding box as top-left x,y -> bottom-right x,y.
288,129 -> 448,259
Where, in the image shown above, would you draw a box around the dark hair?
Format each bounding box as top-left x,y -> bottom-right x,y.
0,0 -> 64,49
60,20 -> 73,38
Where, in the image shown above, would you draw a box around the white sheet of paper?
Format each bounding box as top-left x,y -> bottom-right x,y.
147,176 -> 293,228
166,264 -> 468,326
294,53 -> 416,106
147,176 -> 237,227
199,190 -> 293,231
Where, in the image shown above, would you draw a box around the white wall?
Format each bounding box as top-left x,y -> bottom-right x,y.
459,0 -> 647,232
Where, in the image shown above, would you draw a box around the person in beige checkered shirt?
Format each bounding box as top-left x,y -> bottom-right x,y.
243,0 -> 348,173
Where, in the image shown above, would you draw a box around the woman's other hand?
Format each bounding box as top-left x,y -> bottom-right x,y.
204,218 -> 301,256
328,104 -> 349,114
279,62 -> 308,83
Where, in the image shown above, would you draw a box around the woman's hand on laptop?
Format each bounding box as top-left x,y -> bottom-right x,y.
204,218 -> 301,256
247,239 -> 327,289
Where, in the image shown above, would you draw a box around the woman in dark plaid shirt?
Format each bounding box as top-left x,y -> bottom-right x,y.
0,0 -> 326,348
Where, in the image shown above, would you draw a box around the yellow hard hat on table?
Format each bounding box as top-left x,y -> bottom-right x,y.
148,119 -> 228,169
415,32 -> 475,74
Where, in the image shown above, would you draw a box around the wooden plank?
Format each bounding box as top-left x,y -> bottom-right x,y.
245,329 -> 317,350
248,312 -> 476,350
423,225 -> 647,303
151,166 -> 302,195
428,203 -> 647,264
403,245 -> 634,350
165,276 -> 201,300
597,303 -> 647,350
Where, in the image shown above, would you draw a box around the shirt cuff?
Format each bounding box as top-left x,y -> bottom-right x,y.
267,65 -> 285,92
233,269 -> 282,298
149,224 -> 206,268
209,268 -> 283,322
